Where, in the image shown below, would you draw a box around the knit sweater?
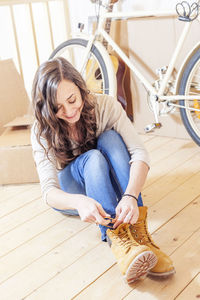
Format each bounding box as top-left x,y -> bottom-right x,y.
31,94 -> 150,202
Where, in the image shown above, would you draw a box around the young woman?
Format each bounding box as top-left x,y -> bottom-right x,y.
31,57 -> 175,284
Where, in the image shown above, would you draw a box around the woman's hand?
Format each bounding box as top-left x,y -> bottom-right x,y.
113,195 -> 139,229
76,196 -> 111,226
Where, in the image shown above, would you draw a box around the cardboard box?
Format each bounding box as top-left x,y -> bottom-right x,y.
0,59 -> 39,184
0,59 -> 30,135
0,122 -> 39,184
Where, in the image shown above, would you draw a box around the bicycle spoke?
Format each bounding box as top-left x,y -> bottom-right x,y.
179,55 -> 200,141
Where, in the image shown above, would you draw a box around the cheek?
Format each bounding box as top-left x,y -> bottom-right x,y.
78,99 -> 84,111
56,110 -> 64,119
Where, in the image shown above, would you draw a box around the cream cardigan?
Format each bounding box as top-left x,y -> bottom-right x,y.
31,94 -> 150,202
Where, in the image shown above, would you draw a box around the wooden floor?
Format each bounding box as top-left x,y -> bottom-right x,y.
0,134 -> 200,300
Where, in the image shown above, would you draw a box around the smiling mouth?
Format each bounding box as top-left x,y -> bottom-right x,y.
65,111 -> 78,119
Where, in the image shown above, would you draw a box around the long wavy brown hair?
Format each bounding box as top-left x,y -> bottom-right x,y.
32,57 -> 97,169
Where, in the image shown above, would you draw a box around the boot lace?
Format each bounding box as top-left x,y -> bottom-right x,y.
104,217 -> 116,229
112,225 -> 139,253
132,220 -> 159,248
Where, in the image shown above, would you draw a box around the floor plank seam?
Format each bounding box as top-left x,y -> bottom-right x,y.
70,263 -> 117,300
173,272 -> 200,300
139,134 -> 155,142
145,171 -> 200,209
0,216 -> 80,260
0,196 -> 43,219
0,223 -> 92,286
0,207 -> 51,238
144,151 -> 200,190
149,196 -> 200,238
22,239 -> 102,300
145,137 -> 174,152
145,151 -> 200,189
150,143 -> 199,165
169,225 -> 200,257
147,176 -> 200,212
0,185 -> 39,203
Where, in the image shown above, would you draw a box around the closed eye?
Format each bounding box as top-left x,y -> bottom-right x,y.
68,96 -> 76,104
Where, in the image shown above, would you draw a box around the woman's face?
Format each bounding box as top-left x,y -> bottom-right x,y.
56,80 -> 84,125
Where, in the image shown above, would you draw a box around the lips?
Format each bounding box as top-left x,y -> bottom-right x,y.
65,110 -> 78,119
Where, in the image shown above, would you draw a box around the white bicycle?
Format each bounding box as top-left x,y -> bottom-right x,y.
50,0 -> 200,146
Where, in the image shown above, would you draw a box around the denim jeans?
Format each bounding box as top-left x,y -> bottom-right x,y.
54,130 -> 143,241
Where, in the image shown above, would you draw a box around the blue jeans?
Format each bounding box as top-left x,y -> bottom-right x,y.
54,130 -> 143,241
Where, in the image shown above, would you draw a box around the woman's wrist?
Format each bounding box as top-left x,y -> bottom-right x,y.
122,193 -> 138,202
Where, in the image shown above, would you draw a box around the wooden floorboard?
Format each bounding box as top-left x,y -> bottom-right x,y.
0,184 -> 41,218
0,135 -> 199,300
175,273 -> 200,300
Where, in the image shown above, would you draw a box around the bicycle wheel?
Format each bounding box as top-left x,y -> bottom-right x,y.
178,46 -> 200,146
49,38 -> 110,95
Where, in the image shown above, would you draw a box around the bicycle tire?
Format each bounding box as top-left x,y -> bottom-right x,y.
49,38 -> 111,95
178,46 -> 200,146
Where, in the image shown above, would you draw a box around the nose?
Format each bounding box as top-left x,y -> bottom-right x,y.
63,103 -> 68,115
63,103 -> 75,117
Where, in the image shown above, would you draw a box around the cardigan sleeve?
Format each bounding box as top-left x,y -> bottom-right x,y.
31,122 -> 60,203
95,95 -> 150,167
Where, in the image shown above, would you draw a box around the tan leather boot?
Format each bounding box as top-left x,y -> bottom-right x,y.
106,223 -> 157,284
129,206 -> 175,277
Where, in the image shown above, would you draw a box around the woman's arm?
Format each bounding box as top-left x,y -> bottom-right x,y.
47,187 -> 110,226
124,160 -> 149,199
46,187 -> 80,210
113,160 -> 149,228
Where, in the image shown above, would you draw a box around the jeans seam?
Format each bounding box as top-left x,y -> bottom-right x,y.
97,146 -> 124,198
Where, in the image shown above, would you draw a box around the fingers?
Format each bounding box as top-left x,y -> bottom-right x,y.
94,204 -> 111,226
129,211 -> 139,225
113,205 -> 129,228
113,209 -> 124,229
113,219 -> 122,229
123,210 -> 133,223
115,205 -> 121,220
97,204 -> 110,219
81,207 -> 110,226
113,206 -> 139,229
93,211 -> 110,226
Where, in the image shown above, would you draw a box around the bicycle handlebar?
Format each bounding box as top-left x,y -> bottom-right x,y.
176,1 -> 200,22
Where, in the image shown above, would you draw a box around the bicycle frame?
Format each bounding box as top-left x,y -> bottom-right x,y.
79,9 -> 200,102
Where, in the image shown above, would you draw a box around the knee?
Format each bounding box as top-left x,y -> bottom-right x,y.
83,149 -> 108,170
97,130 -> 127,156
97,130 -> 124,147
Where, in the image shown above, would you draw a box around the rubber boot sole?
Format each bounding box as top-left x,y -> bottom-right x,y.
148,268 -> 176,278
124,250 -> 158,284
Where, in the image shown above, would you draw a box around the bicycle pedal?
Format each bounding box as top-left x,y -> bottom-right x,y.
145,123 -> 162,132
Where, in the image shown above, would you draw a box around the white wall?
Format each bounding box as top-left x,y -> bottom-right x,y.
67,0 -> 191,31
116,0 -> 193,10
